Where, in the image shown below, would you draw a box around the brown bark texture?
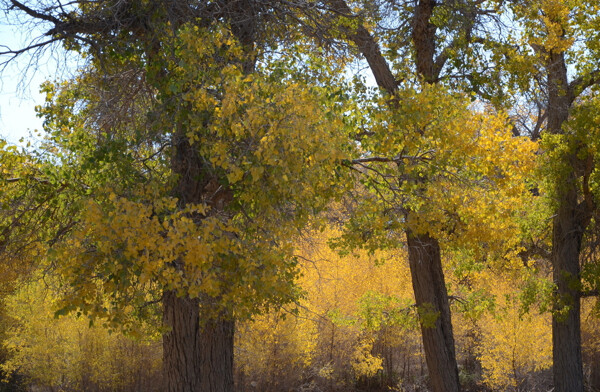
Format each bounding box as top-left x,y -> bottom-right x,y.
162,103 -> 237,392
547,50 -> 585,392
162,291 -> 235,392
407,231 -> 461,392
412,0 -> 438,83
551,195 -> 584,392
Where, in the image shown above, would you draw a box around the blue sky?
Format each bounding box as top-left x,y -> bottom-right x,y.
0,21 -> 76,146
1,20 -> 374,148
1,24 -> 43,144
0,69 -> 46,145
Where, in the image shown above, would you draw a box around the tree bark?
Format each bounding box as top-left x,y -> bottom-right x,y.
550,172 -> 584,392
551,192 -> 584,392
325,2 -> 460,390
162,124 -> 237,392
162,290 -> 235,392
407,230 -> 461,392
547,49 -> 585,392
407,2 -> 460,391
412,0 -> 438,83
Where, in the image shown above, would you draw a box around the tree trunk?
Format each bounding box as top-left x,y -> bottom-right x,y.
407,230 -> 460,392
551,177 -> 584,392
407,5 -> 460,389
159,0 -> 258,386
162,290 -> 235,392
546,49 -> 585,392
325,2 -> 460,390
412,0 -> 438,83
165,131 -> 235,392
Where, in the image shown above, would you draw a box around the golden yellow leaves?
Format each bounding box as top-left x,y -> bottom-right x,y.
357,85 -> 537,259
237,227 -> 415,386
351,338 -> 383,377
513,0 -> 576,54
474,276 -> 552,390
171,24 -> 350,228
236,310 -> 318,382
43,21 -> 353,321
1,276 -> 162,389
56,187 -> 231,320
537,0 -> 575,52
203,79 -> 344,191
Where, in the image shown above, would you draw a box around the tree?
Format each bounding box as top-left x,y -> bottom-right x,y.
301,2 -> 535,391
0,2 -> 351,390
497,1 -> 600,390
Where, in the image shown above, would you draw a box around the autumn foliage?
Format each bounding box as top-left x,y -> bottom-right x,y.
1,0 -> 600,391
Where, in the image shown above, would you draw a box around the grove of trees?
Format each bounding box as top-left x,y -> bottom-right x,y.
1,0 -> 600,391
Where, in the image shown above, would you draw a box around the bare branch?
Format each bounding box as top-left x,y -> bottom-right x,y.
352,156 -> 397,164
9,0 -> 62,25
0,37 -> 60,58
351,153 -> 433,165
3,176 -> 51,184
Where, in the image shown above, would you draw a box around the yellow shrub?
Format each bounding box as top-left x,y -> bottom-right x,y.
1,277 -> 162,391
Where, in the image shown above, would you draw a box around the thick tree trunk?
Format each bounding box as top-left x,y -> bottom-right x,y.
407,230 -> 460,392
159,1 -> 257,387
198,315 -> 235,392
551,181 -> 584,392
546,49 -> 585,392
162,290 -> 235,392
164,127 -> 236,392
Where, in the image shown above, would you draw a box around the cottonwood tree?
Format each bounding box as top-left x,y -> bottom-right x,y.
0,1 -> 352,391
498,1 -> 600,390
297,1 -> 536,391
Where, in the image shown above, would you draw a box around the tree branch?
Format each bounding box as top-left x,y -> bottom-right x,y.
352,156 -> 397,164
9,0 -> 62,24
3,176 -> 51,184
351,153 -> 433,165
448,295 -> 466,304
569,69 -> 600,101
580,290 -> 599,298
0,38 -> 60,58
325,0 -> 398,93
